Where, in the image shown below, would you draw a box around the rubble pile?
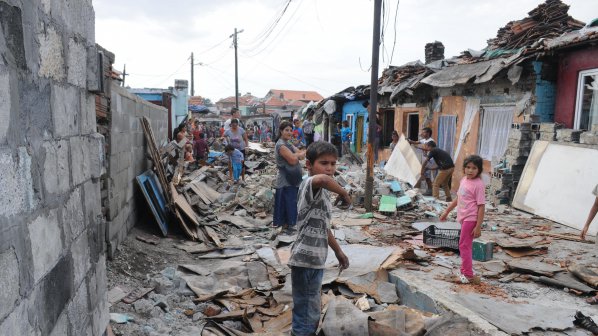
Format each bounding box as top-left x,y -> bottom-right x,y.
105,118 -> 597,335
487,0 -> 585,51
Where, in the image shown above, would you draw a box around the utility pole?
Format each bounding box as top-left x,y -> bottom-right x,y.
230,28 -> 244,109
190,52 -> 195,96
122,64 -> 128,87
365,0 -> 382,212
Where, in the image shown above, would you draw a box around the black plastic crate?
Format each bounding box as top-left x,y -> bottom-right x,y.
423,225 -> 460,250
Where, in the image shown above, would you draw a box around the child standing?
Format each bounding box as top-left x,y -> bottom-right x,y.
288,141 -> 351,335
224,145 -> 244,183
440,155 -> 485,284
340,120 -> 352,156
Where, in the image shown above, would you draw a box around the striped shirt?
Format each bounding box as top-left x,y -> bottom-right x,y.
288,177 -> 332,269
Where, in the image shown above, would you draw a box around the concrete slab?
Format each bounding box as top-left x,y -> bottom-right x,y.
389,270 -> 507,336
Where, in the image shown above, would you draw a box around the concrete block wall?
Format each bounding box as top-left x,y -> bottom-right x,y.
105,83 -> 167,257
0,0 -> 108,335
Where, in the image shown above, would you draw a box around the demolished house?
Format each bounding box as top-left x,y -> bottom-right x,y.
374,0 -> 598,212
103,1 -> 598,336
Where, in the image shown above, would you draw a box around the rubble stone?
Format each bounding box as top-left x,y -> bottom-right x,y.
134,299 -> 155,316
151,276 -> 174,294
580,132 -> 598,145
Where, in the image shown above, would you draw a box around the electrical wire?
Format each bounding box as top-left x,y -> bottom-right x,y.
152,57 -> 191,87
243,0 -> 304,58
243,0 -> 292,51
389,0 -> 400,65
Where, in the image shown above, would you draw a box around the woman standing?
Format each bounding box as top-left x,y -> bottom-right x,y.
273,121 -> 305,233
223,118 -> 249,156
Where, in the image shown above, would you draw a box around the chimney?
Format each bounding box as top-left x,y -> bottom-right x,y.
425,41 -> 444,64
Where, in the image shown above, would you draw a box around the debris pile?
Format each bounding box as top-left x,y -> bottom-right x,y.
106,118 -> 597,335
486,0 -> 585,51
138,117 -> 276,246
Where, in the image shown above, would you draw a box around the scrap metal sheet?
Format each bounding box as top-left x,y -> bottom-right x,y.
384,135 -> 421,186
512,141 -> 598,235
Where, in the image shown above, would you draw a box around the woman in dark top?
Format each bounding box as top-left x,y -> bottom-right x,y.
273,121 -> 306,233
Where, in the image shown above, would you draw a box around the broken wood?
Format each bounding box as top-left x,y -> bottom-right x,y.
569,263 -> 598,288
538,232 -> 593,244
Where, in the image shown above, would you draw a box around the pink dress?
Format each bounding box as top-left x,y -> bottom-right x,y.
456,176 -> 485,278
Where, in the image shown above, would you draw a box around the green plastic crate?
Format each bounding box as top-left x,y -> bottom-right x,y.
472,239 -> 494,262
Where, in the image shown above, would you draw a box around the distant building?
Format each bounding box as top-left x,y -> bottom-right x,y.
265,89 -> 323,103
215,93 -> 258,116
129,79 -> 189,139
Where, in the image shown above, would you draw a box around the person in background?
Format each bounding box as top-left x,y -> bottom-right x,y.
193,133 -> 209,163
260,122 -> 268,143
409,127 -> 436,194
580,184 -> 598,241
223,118 -> 248,157
224,144 -> 244,183
340,120 -> 352,156
288,141 -> 351,336
252,122 -> 260,141
303,113 -> 315,148
273,121 -> 305,233
292,119 -> 305,147
224,107 -> 242,132
219,124 -> 225,138
421,141 -> 454,202
389,130 -> 399,152
440,155 -> 485,284
374,117 -> 382,163
192,120 -> 202,141
183,143 -> 195,162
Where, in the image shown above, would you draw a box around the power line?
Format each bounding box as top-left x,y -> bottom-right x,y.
243,0 -> 292,51
389,0 -> 400,65
243,0 -> 304,58
152,56 -> 190,87
240,51 -> 328,92
194,36 -> 232,57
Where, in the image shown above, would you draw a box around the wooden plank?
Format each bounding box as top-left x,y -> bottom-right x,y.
203,225 -> 223,248
196,181 -> 221,203
171,183 -> 200,227
538,232 -> 592,243
189,182 -> 211,205
174,208 -> 198,241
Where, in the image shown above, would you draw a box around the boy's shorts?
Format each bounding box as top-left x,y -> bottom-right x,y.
232,162 -> 243,181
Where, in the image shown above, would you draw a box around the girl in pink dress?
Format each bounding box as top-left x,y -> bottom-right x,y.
440,155 -> 485,284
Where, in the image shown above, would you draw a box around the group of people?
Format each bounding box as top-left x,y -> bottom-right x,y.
270,117 -> 490,334
174,108 -> 264,185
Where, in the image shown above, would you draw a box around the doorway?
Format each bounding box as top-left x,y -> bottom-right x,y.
356,116 -> 364,152
407,113 -> 419,141
382,109 -> 395,147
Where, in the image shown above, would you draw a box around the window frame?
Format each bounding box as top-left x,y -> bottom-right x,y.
574,68 -> 598,130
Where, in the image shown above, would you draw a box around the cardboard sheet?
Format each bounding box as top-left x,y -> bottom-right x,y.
384,135 -> 421,186
512,141 -> 598,235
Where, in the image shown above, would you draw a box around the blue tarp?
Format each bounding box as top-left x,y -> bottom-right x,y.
189,105 -> 210,113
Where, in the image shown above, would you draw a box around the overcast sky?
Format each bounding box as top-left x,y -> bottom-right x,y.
94,0 -> 596,102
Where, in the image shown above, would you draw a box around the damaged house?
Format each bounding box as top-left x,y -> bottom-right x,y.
375,0 -> 596,203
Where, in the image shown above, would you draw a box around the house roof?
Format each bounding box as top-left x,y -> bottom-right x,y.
266,89 -> 323,102
264,96 -> 286,107
543,25 -> 598,50
189,96 -> 204,105
485,0 -> 584,52
216,94 -> 257,105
